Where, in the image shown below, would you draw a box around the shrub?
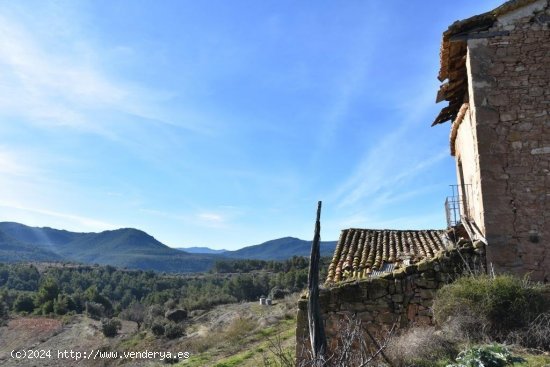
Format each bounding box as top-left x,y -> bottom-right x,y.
144,304 -> 164,328
387,327 -> 456,367
53,294 -> 69,315
164,322 -> 184,339
85,301 -> 105,320
433,275 -> 548,341
101,318 -> 122,337
14,294 -> 35,313
151,322 -> 165,337
225,317 -> 256,342
447,344 -> 525,367
510,312 -> 550,351
0,301 -> 8,326
41,300 -> 54,315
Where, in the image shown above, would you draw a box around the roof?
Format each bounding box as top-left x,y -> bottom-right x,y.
326,228 -> 451,283
432,0 -> 540,126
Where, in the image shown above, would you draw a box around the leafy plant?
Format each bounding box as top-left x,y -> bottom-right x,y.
101,319 -> 122,338
433,275 -> 548,340
447,344 -> 525,367
164,322 -> 184,339
101,318 -> 122,337
151,322 -> 165,337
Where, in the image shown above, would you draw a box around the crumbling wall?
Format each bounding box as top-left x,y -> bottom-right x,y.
454,108 -> 486,232
295,245 -> 485,364
464,0 -> 550,281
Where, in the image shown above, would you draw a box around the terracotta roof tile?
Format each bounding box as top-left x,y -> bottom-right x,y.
326,228 -> 451,283
433,0 -> 539,126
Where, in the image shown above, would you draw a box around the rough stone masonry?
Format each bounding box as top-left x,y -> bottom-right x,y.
438,0 -> 550,282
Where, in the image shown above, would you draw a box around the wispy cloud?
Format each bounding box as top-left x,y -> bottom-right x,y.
0,10 -> 209,139
197,212 -> 224,224
0,203 -> 118,231
0,14 -> 122,136
0,147 -> 37,176
328,86 -> 449,213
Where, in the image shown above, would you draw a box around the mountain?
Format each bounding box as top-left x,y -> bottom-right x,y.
176,246 -> 227,254
0,222 -> 214,272
224,237 -> 337,260
0,222 -> 338,272
0,229 -> 63,262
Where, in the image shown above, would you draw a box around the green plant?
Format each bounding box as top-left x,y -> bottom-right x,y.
101,318 -> 122,337
225,317 -> 257,342
14,294 -> 35,313
151,322 -> 165,337
85,301 -> 105,320
0,301 -> 8,326
433,275 -> 548,341
447,344 -> 525,367
164,322 -> 184,339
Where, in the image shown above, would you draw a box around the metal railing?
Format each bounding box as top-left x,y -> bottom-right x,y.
445,184 -> 471,228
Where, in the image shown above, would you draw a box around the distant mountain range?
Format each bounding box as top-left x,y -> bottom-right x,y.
0,222 -> 337,272
176,246 -> 228,254
222,237 -> 337,260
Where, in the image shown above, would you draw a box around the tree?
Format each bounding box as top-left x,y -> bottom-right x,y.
54,294 -> 69,315
14,294 -> 35,313
120,302 -> 145,330
35,277 -> 60,305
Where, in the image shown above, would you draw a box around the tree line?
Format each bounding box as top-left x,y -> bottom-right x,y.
0,257 -> 330,321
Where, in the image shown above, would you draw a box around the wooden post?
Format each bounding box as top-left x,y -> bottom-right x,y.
308,201 -> 327,363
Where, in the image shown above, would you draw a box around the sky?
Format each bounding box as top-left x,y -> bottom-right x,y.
0,0 -> 504,250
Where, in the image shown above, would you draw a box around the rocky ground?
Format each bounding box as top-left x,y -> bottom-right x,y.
0,295 -> 299,367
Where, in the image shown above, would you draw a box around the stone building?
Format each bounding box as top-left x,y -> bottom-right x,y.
433,0 -> 550,282
296,0 -> 549,362
295,227 -> 485,363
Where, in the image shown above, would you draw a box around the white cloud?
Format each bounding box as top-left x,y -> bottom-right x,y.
0,15 -> 122,134
328,85 -> 450,212
198,213 -> 224,223
0,203 -> 118,232
0,147 -> 36,176
0,10 -> 210,139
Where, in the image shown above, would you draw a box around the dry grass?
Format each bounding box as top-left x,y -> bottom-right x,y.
387,327 -> 457,367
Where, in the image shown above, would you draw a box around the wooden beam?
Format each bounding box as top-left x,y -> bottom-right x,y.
308,201 -> 327,363
450,30 -> 510,42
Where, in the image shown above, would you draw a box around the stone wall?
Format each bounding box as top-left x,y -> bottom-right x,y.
295,245 -> 485,364
454,106 -> 486,233
460,0 -> 550,281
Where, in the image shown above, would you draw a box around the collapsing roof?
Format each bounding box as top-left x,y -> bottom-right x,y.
326,228 -> 452,283
432,0 -> 540,126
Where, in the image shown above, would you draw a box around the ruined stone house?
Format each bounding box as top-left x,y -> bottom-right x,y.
433,0 -> 550,282
296,0 -> 550,362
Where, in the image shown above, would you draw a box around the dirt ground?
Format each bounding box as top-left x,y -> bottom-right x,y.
0,315 -> 137,367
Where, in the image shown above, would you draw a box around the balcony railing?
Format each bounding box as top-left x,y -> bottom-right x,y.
445,184 -> 471,228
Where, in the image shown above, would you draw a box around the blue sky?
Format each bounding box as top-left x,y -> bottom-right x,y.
0,0 -> 503,250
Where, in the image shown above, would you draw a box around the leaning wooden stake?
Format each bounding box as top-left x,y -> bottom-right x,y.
308,201 -> 327,363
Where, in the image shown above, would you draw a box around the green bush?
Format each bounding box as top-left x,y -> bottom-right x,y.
164,322 -> 184,339
447,344 -> 524,367
85,301 -> 105,320
151,322 -> 165,337
0,301 -> 8,326
101,318 -> 122,337
14,294 -> 35,313
433,275 -> 548,340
